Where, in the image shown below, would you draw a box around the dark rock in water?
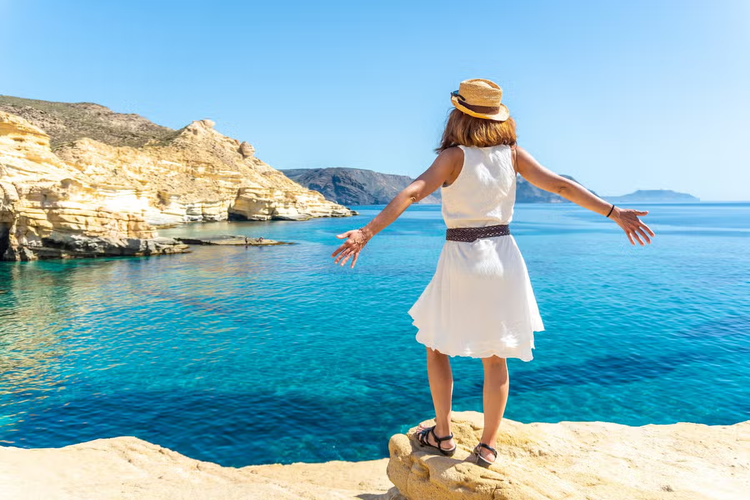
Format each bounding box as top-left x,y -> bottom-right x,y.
174,236 -> 294,246
2,234 -> 191,261
273,213 -> 313,221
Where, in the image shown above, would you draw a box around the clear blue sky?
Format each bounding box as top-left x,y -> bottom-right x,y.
2,0 -> 748,201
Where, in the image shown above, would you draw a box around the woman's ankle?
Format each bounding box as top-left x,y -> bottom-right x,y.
435,423 -> 452,437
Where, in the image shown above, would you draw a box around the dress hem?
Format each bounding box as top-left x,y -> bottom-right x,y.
415,334 -> 536,362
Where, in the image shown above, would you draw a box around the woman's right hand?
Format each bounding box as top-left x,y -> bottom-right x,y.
611,207 -> 655,245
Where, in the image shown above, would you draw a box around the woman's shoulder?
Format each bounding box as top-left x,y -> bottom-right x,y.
438,146 -> 465,161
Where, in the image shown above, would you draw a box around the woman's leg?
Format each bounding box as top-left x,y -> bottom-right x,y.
421,347 -> 456,450
479,355 -> 509,462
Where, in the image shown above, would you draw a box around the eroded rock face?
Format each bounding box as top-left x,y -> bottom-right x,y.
53,117 -> 355,225
388,411 -> 749,500
0,103 -> 356,260
0,112 -> 189,260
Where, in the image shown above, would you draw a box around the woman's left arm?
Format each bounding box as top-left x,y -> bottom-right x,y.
331,147 -> 461,268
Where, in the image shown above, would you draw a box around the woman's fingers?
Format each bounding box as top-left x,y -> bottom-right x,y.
635,226 -> 652,244
333,228 -> 369,268
616,208 -> 655,245
334,246 -> 352,264
331,242 -> 347,258
641,221 -> 655,237
331,231 -> 354,257
631,229 -> 643,245
339,248 -> 355,267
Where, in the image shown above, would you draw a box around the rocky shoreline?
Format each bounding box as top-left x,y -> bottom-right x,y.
0,99 -> 356,261
1,411 -> 746,500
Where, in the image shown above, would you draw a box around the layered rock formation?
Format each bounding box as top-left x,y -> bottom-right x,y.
1,411 -> 746,499
52,117 -> 354,224
0,111 -> 188,260
0,97 -> 356,260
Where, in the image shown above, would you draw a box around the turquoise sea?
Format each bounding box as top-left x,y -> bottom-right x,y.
0,202 -> 748,467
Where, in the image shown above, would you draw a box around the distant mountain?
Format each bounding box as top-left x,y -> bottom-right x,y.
516,174 -> 598,203
281,167 -> 442,205
282,167 -> 597,205
604,190 -> 699,202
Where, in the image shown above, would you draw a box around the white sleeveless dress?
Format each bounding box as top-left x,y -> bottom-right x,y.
408,144 -> 545,361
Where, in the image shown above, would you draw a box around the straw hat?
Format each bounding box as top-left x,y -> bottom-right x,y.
450,78 -> 510,121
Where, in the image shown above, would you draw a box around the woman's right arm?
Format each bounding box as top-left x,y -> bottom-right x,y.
516,146 -> 655,246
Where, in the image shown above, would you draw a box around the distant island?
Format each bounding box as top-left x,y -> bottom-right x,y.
281,167 -> 599,205
602,189 -> 700,202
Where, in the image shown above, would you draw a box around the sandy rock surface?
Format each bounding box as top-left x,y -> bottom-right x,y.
1,411 -> 747,500
388,411 -> 749,500
0,436 -> 398,500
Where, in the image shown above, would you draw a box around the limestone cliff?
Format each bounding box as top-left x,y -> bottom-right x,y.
0,411 -> 746,499
0,111 -> 188,260
53,118 -> 355,225
0,98 -> 356,260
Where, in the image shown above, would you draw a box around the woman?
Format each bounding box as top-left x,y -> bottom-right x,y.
330,78 -> 654,468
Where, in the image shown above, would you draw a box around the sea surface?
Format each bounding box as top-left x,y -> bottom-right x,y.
0,202 -> 748,467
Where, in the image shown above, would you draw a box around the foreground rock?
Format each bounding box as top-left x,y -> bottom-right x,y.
0,436 -> 399,500
388,411 -> 749,500
1,411 -> 745,499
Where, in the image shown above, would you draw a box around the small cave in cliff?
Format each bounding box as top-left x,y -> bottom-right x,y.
0,223 -> 9,258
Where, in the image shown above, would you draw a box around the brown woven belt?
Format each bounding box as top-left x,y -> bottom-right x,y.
446,224 -> 511,242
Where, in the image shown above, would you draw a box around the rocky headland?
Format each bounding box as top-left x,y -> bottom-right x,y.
0,96 -> 355,261
1,411 -> 746,500
282,167 -> 443,205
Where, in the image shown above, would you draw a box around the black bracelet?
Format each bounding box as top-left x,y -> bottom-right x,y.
606,204 -> 615,218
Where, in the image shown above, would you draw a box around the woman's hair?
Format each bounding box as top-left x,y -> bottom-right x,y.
435,108 -> 517,153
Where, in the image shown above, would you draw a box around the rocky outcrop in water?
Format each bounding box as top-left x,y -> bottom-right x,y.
0,97 -> 356,260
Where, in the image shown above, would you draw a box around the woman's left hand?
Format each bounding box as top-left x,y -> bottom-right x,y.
332,228 -> 372,268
